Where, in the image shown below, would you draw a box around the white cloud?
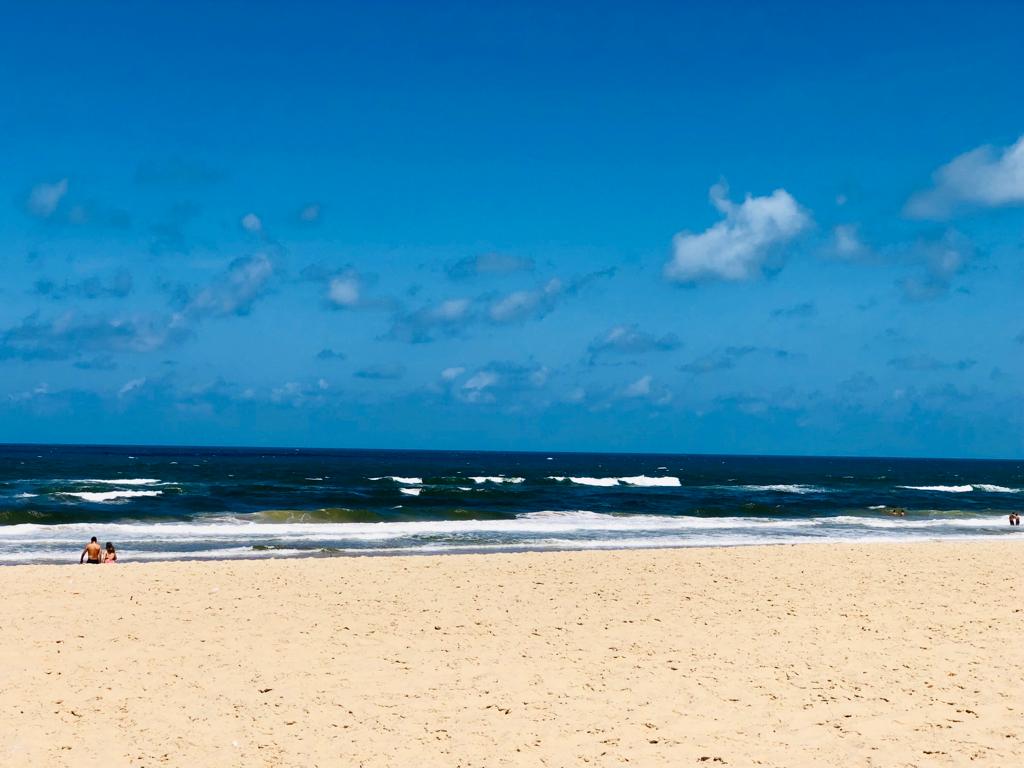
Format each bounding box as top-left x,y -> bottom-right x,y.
906,134 -> 1024,218
624,375 -> 652,398
327,275 -> 361,307
187,253 -> 274,317
8,383 -> 50,402
441,366 -> 466,381
665,183 -> 810,282
897,233 -> 970,301
27,179 -> 68,218
387,296 -> 474,342
588,324 -> 681,360
118,378 -> 146,398
833,224 -> 866,257
488,278 -> 562,323
461,370 -> 500,403
463,371 -> 499,391
241,212 -> 262,232
434,298 -> 471,320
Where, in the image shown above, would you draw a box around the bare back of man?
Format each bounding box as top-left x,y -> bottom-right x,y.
81,537 -> 102,564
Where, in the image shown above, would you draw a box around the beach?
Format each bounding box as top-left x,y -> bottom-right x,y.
2,541 -> 1022,767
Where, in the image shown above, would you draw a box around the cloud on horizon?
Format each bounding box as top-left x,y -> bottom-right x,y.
0,312 -> 189,361
679,345 -> 758,374
587,324 -> 681,363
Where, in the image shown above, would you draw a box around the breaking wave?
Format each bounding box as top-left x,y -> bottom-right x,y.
547,476 -> 680,487
57,490 -> 164,503
733,484 -> 828,494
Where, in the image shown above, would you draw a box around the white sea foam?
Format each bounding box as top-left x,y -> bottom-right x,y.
828,515 -> 1002,529
15,493 -> 38,498
369,476 -> 423,485
399,488 -> 422,496
469,476 -> 525,484
618,475 -> 681,487
974,484 -> 1021,493
82,478 -> 161,486
0,511 -> 819,543
0,509 -> 1014,565
58,490 -> 163,503
562,477 -> 620,486
735,484 -> 826,494
898,485 -> 973,493
549,475 -> 681,487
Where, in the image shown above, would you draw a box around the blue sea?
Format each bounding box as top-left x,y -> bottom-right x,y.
1,444 -> 1022,564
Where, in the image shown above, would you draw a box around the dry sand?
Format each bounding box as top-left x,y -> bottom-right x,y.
2,541 -> 1023,767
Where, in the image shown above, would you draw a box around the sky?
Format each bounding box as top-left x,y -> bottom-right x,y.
1,0 -> 1022,458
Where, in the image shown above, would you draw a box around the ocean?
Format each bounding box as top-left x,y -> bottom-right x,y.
1,444 -> 1022,564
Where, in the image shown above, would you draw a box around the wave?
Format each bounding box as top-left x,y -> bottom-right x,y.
828,515 -> 1005,529
0,511 -> 1006,543
400,488 -> 422,496
619,475 -> 681,487
254,508 -> 387,524
14,493 -> 38,499
973,484 -> 1021,493
549,476 -> 618,486
82,478 -> 161,486
0,509 -> 1014,565
898,485 -> 974,493
547,476 -> 680,487
369,476 -> 422,485
469,476 -> 525,484
733,484 -> 827,494
0,512 -> 823,547
57,490 -> 163,503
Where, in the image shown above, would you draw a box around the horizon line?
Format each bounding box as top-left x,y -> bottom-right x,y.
0,441 -> 1019,463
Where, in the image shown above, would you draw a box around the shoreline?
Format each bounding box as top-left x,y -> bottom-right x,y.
4,540 -> 1023,766
2,528 -> 1021,567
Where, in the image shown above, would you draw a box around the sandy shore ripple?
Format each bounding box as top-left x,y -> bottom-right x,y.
2,542 -> 1023,766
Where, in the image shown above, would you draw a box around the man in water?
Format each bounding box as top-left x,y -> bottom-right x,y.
80,536 -> 102,564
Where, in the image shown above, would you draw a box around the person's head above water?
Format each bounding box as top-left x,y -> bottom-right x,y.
90,536 -> 97,543
106,542 -> 115,552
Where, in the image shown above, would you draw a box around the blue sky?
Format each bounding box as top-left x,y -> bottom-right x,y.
1,1 -> 1022,457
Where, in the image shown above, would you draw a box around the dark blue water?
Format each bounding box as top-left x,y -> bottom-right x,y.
1,444 -> 1022,563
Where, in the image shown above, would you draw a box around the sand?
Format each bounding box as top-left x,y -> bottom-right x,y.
2,541 -> 1022,767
